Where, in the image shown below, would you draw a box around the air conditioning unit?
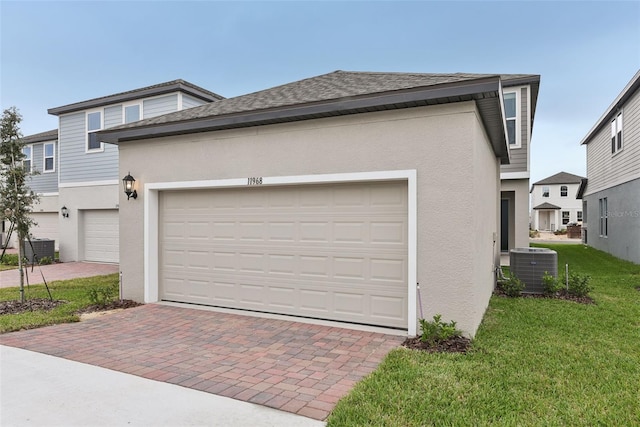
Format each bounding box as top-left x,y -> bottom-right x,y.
509,247 -> 557,293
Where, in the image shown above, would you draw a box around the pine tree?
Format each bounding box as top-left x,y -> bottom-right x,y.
0,107 -> 39,303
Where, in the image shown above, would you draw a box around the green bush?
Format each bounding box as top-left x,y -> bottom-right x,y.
86,285 -> 117,307
38,256 -> 52,265
542,271 -> 562,295
500,274 -> 525,297
568,272 -> 592,297
0,253 -> 19,266
418,314 -> 460,344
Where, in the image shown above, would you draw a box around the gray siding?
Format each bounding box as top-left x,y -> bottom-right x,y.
583,178 -> 640,264
500,86 -> 529,173
586,89 -> 640,195
182,94 -> 209,109
104,105 -> 123,128
59,112 -> 119,184
143,94 -> 178,119
26,141 -> 58,193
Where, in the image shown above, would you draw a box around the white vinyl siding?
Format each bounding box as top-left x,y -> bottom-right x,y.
585,88 -> 640,195
143,94 -> 178,119
182,94 -> 209,110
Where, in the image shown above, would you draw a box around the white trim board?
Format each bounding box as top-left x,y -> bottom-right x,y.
144,169 -> 418,336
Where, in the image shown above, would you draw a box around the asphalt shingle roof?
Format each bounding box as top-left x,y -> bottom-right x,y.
533,172 -> 586,186
22,129 -> 58,144
533,202 -> 562,210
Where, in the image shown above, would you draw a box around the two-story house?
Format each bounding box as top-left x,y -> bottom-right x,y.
500,76 -> 540,252
2,129 -> 59,250
530,172 -> 585,231
37,80 -> 222,263
578,70 -> 640,264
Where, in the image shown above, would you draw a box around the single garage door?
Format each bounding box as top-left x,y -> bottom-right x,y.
159,181 -> 408,328
83,209 -> 119,263
30,212 -> 60,249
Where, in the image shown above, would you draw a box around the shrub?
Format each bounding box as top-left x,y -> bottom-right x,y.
542,271 -> 562,295
567,272 -> 592,297
418,314 -> 460,344
500,274 -> 525,297
38,256 -> 52,265
0,253 -> 19,266
529,230 -> 540,238
86,285 -> 117,307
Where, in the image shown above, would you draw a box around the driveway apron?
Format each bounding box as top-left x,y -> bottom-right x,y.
0,304 -> 404,420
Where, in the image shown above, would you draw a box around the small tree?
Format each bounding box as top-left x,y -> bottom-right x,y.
0,107 -> 39,303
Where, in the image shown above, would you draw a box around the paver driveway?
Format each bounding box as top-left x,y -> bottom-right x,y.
0,304 -> 404,420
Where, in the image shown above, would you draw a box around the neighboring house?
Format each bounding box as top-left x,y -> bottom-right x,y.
2,129 -> 59,250
98,70 -> 540,337
45,80 -> 223,263
530,171 -> 585,231
499,76 -> 541,252
578,70 -> 640,264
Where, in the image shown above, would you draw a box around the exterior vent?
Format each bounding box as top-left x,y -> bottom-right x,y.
509,247 -> 558,293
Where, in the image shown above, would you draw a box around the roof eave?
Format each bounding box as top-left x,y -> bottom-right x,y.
580,70 -> 640,146
48,82 -> 223,116
99,76 -> 510,162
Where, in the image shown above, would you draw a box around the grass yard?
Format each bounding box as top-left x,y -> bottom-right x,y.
0,274 -> 119,333
327,244 -> 640,426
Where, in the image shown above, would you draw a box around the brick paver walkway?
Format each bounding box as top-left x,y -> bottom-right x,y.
0,304 -> 404,420
0,262 -> 118,288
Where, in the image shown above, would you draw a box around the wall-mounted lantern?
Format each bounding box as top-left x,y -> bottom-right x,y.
61,206 -> 69,218
122,172 -> 138,200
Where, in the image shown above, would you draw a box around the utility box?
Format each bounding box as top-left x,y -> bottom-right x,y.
510,247 -> 558,293
22,239 -> 55,263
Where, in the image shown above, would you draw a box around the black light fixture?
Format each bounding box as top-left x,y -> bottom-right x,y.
122,172 -> 138,200
61,206 -> 69,218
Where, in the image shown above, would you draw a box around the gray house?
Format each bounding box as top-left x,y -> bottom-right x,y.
578,70 -> 640,264
99,70 -> 540,337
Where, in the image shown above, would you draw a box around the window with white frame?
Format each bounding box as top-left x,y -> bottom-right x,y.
577,211 -> 583,222
503,91 -> 519,147
124,104 -> 141,124
562,211 -> 570,225
560,185 -> 568,197
22,145 -> 32,172
542,186 -> 549,197
87,111 -> 103,151
611,112 -> 623,154
43,142 -> 55,172
599,197 -> 608,237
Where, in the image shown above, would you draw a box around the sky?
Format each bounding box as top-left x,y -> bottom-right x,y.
1,1 -> 639,184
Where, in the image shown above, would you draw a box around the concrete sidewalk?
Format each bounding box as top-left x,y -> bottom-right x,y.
0,345 -> 325,427
0,262 -> 118,288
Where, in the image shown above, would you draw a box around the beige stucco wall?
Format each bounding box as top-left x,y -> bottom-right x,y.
118,101 -> 501,336
501,178 -> 530,250
58,184 -> 119,262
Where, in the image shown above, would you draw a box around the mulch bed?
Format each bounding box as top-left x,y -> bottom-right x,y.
493,288 -> 594,304
0,298 -> 142,316
402,336 -> 471,353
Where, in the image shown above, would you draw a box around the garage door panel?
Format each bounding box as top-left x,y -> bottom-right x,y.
83,210 -> 118,263
159,182 -> 408,328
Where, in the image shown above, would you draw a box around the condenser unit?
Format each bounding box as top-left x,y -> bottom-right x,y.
509,247 -> 558,293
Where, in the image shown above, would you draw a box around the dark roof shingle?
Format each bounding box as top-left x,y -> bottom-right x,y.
533,172 -> 586,186
22,129 -> 58,144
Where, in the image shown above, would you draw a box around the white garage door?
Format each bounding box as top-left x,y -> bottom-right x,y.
159,181 -> 408,328
30,212 -> 60,250
83,210 -> 119,263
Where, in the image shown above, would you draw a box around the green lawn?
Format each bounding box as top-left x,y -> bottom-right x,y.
327,245 -> 640,426
0,274 -> 119,333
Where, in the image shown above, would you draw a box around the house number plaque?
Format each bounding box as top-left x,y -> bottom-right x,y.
247,177 -> 263,185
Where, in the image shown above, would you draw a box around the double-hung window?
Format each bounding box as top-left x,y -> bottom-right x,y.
560,186 -> 568,197
611,112 -> 623,154
124,103 -> 141,124
87,111 -> 103,151
503,90 -> 520,148
577,211 -> 583,222
44,142 -> 55,172
562,211 -> 570,225
22,145 -> 32,172
599,198 -> 608,237
542,186 -> 549,198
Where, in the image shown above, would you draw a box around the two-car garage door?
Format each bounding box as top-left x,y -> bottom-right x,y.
159,181 -> 408,328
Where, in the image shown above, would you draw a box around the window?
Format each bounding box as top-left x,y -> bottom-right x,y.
124,104 -> 141,124
562,211 -> 570,225
87,111 -> 103,151
560,186 -> 568,197
577,211 -> 583,222
503,91 -> 519,147
599,197 -> 608,237
611,112 -> 623,154
22,145 -> 32,172
43,142 -> 55,172
542,186 -> 549,197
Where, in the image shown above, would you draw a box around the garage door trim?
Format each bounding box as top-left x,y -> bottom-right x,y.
144,170 -> 417,335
